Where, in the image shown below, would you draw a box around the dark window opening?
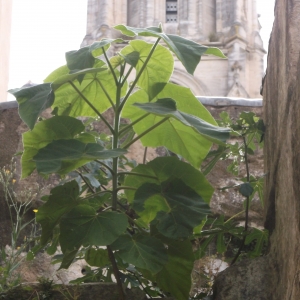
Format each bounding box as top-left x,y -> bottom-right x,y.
166,0 -> 177,23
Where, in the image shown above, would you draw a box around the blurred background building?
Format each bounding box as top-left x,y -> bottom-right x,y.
81,0 -> 265,98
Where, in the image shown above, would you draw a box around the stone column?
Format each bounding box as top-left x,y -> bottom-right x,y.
0,0 -> 12,102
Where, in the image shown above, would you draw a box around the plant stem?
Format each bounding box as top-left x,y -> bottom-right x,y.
119,113 -> 150,135
103,48 -> 118,86
121,65 -> 134,87
231,135 -> 251,265
95,78 -> 115,110
107,246 -> 126,300
123,117 -> 169,149
68,81 -> 114,134
83,189 -> 112,200
143,147 -> 148,164
118,171 -> 158,180
76,171 -> 95,194
111,77 -> 123,211
118,38 -> 162,114
115,186 -> 137,193
95,160 -> 115,176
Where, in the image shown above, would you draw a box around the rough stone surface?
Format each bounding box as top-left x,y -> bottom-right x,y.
214,0 -> 300,299
262,0 -> 300,298
213,257 -> 273,300
3,282 -> 149,300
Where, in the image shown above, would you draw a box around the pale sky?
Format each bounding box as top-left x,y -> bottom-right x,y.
7,0 -> 275,100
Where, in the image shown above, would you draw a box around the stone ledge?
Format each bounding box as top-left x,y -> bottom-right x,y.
0,100 -> 18,110
1,282 -> 175,300
197,96 -> 263,107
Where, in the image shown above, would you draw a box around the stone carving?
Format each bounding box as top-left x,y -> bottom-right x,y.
227,61 -> 249,97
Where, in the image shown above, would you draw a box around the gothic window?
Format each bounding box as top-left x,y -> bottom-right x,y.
166,0 -> 178,23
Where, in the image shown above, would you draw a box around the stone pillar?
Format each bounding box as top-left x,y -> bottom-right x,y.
263,0 -> 300,298
0,0 -> 12,102
214,0 -> 300,298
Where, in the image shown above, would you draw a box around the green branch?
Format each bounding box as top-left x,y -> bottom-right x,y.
76,171 -> 95,194
119,113 -> 150,135
95,78 -> 115,110
121,65 -> 134,87
118,171 -> 157,180
118,37 -> 162,113
123,117 -> 169,149
82,189 -> 112,200
68,81 -> 114,134
95,160 -> 115,176
231,135 -> 251,266
119,61 -> 126,81
103,48 -> 118,86
115,186 -> 137,193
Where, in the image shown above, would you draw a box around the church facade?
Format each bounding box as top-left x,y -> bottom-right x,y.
81,0 -> 265,98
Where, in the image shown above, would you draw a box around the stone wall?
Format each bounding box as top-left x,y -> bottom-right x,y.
0,98 -> 263,247
0,98 -> 263,297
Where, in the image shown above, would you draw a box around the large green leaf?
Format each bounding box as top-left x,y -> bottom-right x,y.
134,98 -> 230,144
51,68 -> 127,117
133,178 -> 210,239
65,38 -> 124,71
33,139 -> 127,175
9,83 -> 52,130
22,116 -> 85,178
155,239 -> 194,300
122,83 -> 223,167
125,156 -> 213,205
66,47 -> 95,71
114,25 -> 225,75
36,181 -> 80,246
51,66 -> 107,90
60,205 -> 128,252
110,233 -> 168,274
119,40 -> 173,93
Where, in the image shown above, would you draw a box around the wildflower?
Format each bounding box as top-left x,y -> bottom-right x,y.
12,179 -> 16,184
33,209 -> 38,213
5,169 -> 10,174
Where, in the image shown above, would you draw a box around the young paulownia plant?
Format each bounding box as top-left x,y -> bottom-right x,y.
9,24 -> 230,299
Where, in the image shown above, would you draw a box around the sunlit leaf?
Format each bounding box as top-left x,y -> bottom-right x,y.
85,248 -> 110,267
119,40 -> 173,93
114,25 -> 225,75
51,68 -> 127,117
134,98 -> 230,144
123,83 -> 224,167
